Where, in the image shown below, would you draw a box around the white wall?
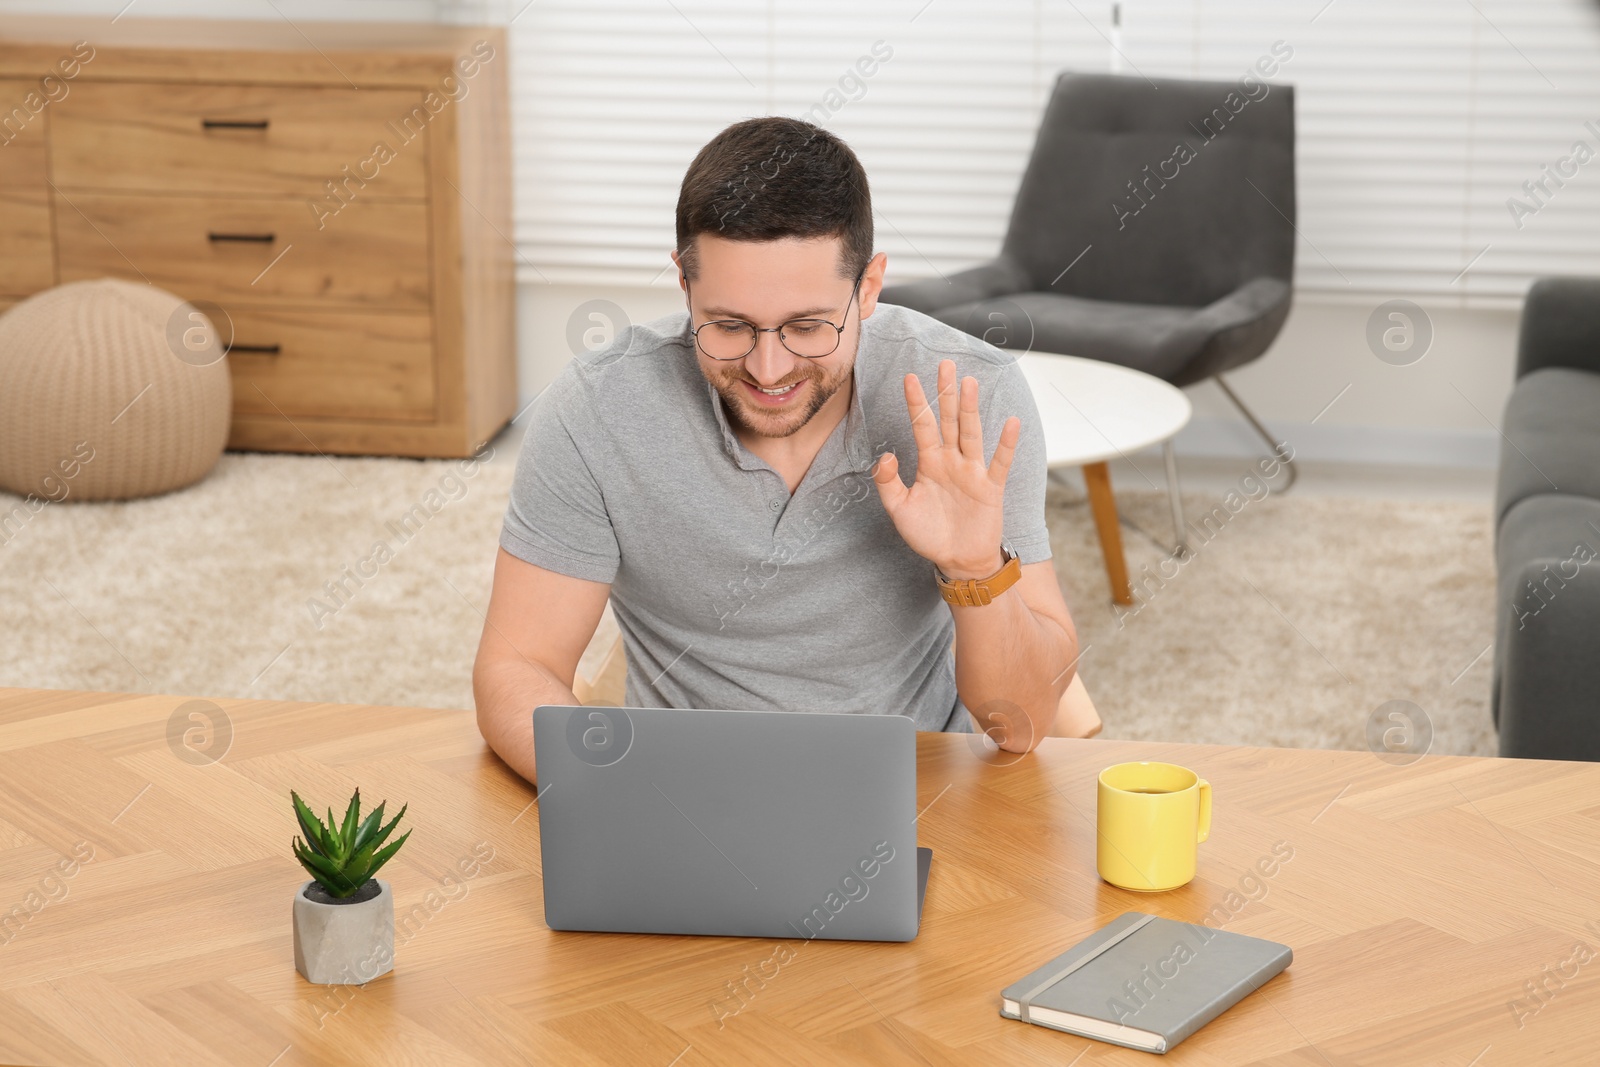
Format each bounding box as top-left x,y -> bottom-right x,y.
1180,299 -> 1514,468
517,283 -> 1517,469
514,281 -> 686,404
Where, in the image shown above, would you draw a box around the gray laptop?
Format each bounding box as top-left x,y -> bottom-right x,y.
532,704 -> 931,941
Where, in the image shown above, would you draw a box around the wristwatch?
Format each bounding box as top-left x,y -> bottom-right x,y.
935,547 -> 1021,607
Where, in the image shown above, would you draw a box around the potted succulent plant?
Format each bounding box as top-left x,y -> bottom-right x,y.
290,787 -> 411,985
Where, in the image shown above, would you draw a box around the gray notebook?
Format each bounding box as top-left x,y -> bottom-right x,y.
999,912 -> 1292,1054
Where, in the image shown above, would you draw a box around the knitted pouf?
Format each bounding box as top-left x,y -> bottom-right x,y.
0,279 -> 232,501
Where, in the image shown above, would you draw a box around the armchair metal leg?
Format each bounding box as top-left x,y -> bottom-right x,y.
1163,440 -> 1189,557
1213,374 -> 1298,494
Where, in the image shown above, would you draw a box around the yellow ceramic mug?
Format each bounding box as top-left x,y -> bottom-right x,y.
1097,761 -> 1212,892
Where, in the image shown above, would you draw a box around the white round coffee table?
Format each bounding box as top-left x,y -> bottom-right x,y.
1019,353 -> 1192,606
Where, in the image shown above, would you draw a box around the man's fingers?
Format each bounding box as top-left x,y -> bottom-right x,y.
957,375 -> 984,460
987,416 -> 1021,484
871,451 -> 909,512
902,373 -> 941,453
936,359 -> 959,450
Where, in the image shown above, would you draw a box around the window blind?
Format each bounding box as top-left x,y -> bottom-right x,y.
510,0 -> 1600,305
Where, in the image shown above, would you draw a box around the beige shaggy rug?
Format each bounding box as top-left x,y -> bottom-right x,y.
0,450 -> 1499,757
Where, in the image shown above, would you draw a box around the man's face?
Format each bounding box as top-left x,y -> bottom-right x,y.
678,235 -> 884,440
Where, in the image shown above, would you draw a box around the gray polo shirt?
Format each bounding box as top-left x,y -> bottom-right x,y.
499,301 -> 1051,733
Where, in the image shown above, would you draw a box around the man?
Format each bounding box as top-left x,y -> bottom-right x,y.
473,116 -> 1078,785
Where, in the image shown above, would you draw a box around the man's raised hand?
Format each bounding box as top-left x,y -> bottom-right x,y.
870,358 -> 1020,579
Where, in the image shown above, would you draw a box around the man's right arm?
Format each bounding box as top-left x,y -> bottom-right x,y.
472,547 -> 613,787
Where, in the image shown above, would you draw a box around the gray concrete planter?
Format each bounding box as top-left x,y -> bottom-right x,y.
292,879 -> 395,985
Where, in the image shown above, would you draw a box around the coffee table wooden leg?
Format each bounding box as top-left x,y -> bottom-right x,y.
1083,461 -> 1133,606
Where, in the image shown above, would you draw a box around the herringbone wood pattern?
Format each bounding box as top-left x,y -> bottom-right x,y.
1,687 -> 1597,1065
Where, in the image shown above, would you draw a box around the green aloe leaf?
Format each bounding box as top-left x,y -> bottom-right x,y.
362,829 -> 412,883
343,815 -> 401,880
291,791 -> 334,857
350,801 -> 387,855
369,802 -> 408,851
339,789 -> 362,852
325,808 -> 342,859
342,838 -> 381,881
294,840 -> 358,895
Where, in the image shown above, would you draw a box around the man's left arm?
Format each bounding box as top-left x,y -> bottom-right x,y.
950,560 -> 1078,752
870,356 -> 1079,753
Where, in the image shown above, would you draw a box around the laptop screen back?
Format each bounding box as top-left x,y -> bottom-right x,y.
533,705 -> 920,942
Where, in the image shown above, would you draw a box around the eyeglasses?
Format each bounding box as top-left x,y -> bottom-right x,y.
685,268 -> 866,361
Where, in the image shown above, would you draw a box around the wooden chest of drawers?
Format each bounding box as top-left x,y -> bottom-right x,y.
0,18 -> 515,458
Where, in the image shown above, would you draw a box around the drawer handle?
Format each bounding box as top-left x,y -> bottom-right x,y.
227,343 -> 282,356
208,232 -> 276,244
202,119 -> 269,130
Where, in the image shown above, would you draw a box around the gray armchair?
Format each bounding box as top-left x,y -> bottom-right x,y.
882,71 -> 1298,483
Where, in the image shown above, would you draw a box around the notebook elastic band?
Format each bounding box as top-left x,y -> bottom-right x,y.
1016,913 -> 1157,1024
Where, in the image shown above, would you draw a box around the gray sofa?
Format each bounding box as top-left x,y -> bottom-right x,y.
1494,277 -> 1600,760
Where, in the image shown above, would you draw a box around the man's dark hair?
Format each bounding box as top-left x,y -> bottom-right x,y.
675,116 -> 873,280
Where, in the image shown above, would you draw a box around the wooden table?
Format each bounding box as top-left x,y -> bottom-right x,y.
1020,353 -> 1193,607
2,687 -> 1598,1066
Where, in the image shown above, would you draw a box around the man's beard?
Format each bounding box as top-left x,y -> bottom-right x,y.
708,359 -> 851,440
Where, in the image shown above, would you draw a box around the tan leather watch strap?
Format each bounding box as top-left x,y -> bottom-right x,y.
936,548 -> 1021,607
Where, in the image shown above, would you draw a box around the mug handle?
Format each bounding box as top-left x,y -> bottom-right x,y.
1196,778 -> 1212,843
